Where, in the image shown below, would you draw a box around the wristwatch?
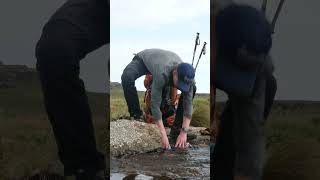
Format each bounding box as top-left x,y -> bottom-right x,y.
181,127 -> 189,133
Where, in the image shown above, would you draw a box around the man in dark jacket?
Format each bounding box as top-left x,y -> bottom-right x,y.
121,49 -> 196,149
212,2 -> 277,180
35,0 -> 109,179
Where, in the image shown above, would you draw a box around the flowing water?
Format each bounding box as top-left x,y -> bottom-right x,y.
110,146 -> 210,180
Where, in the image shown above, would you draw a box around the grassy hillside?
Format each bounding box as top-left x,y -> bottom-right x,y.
0,77 -> 108,179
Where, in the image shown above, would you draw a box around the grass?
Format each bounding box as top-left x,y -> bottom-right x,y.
213,101 -> 320,180
0,79 -> 108,179
263,109 -> 320,180
110,83 -> 210,128
2,77 -> 320,179
190,95 -> 210,128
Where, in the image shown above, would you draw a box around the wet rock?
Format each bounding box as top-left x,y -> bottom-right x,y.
110,130 -> 211,178
200,128 -> 211,136
110,120 -> 162,157
110,120 -> 211,156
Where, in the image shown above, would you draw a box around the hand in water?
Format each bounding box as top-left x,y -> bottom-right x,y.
161,134 -> 171,150
175,132 -> 187,149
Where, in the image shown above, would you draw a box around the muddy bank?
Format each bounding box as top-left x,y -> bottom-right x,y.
110,120 -> 210,157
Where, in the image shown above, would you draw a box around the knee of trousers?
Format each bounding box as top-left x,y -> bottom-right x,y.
121,69 -> 136,86
36,42 -> 82,84
35,24 -> 84,74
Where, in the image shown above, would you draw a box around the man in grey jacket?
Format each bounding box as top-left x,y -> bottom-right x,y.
121,49 -> 196,149
212,2 -> 277,180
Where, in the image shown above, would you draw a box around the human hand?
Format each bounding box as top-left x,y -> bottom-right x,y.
175,131 -> 187,149
156,119 -> 171,150
161,134 -> 171,150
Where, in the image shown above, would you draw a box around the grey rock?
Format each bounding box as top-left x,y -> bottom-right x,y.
110,120 -> 162,157
110,120 -> 211,157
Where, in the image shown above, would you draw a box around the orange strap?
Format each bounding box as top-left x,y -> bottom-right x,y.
143,74 -> 178,125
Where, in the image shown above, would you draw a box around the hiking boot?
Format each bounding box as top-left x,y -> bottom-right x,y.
130,112 -> 146,122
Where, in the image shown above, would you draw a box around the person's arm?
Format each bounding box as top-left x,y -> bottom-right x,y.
182,85 -> 194,128
151,79 -> 171,149
175,85 -> 194,148
150,82 -> 163,122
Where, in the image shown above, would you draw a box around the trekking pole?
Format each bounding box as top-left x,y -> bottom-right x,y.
194,42 -> 207,72
261,0 -> 268,15
271,0 -> 285,33
192,32 -> 201,66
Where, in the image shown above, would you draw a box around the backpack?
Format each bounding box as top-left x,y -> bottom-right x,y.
143,74 -> 179,127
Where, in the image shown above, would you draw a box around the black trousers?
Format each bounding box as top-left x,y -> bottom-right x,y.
212,74 -> 277,179
35,0 -> 109,175
121,56 -> 149,118
170,86 -> 197,139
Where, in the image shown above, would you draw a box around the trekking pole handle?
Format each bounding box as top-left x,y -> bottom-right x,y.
196,32 -> 200,45
202,42 -> 207,55
192,32 -> 201,65
195,42 -> 207,71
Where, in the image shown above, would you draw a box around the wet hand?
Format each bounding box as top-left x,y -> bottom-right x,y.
175,132 -> 187,149
161,135 -> 171,150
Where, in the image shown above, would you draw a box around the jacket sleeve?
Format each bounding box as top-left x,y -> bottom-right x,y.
182,85 -> 194,119
150,77 -> 165,121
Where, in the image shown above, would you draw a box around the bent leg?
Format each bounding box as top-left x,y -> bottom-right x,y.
35,0 -> 108,175
121,56 -> 149,118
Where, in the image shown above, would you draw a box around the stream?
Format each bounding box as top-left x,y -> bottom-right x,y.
110,145 -> 210,180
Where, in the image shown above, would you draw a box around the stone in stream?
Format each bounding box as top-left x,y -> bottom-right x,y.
110,119 -> 211,157
110,119 -> 162,157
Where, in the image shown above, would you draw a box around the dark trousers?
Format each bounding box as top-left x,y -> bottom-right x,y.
170,85 -> 197,139
212,74 -> 277,179
121,56 -> 150,117
35,0 -> 108,175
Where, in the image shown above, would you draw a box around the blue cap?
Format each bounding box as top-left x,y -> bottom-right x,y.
177,63 -> 195,92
